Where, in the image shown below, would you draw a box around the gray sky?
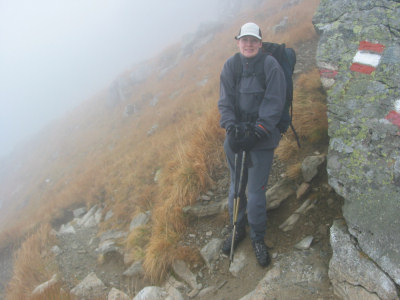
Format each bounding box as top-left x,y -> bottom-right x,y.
0,0 -> 219,158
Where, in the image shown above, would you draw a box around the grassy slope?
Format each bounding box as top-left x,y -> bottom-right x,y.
1,0 -> 325,296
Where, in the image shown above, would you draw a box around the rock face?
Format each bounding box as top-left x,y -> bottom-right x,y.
239,248 -> 332,300
329,220 -> 398,300
313,0 -> 400,290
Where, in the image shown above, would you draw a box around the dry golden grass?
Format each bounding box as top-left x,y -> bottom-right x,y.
124,224 -> 151,263
0,0 -> 325,293
143,108 -> 225,282
286,162 -> 303,179
5,224 -> 69,300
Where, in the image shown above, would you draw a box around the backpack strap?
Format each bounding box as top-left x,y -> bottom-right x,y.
232,53 -> 243,119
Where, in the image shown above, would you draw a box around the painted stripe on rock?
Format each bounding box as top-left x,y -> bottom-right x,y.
350,63 -> 376,75
385,111 -> 400,127
352,51 -> 382,67
395,99 -> 400,113
319,68 -> 338,78
358,41 -> 385,53
385,99 -> 400,128
350,41 -> 385,74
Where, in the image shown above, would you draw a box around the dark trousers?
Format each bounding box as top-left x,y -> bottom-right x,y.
224,139 -> 275,241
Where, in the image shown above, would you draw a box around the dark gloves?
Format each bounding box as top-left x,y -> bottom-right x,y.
254,124 -> 269,140
226,123 -> 258,153
227,125 -> 241,153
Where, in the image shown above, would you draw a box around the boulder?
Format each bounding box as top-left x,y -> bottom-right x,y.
329,220 -> 398,300
313,0 -> 400,286
240,249 -> 331,299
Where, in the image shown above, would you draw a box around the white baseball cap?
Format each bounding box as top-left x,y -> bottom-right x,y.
235,22 -> 262,40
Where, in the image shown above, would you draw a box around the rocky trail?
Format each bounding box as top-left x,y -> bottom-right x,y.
49,147 -> 343,299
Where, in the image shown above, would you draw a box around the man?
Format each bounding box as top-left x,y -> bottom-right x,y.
218,22 -> 286,267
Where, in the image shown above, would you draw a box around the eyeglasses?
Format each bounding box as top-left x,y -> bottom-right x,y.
239,37 -> 261,44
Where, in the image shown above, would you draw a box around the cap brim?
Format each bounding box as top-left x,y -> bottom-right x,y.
235,33 -> 262,40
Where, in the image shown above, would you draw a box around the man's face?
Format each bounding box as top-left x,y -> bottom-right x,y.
237,36 -> 262,58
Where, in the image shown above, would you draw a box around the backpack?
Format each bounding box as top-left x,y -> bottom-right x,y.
233,42 -> 300,147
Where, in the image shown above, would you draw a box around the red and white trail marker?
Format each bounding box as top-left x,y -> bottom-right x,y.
350,41 -> 385,74
318,62 -> 338,89
385,99 -> 400,128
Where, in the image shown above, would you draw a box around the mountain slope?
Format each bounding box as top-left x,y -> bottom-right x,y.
0,0 -> 327,298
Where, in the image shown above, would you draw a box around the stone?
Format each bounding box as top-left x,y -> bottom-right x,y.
296,182 -> 310,200
123,261 -> 144,277
133,286 -> 167,300
99,230 -> 128,243
95,239 -> 122,258
200,195 -> 211,201
301,155 -> 325,182
108,287 -> 130,300
31,274 -> 58,296
76,205 -> 102,228
279,213 -> 300,232
172,260 -> 200,290
165,275 -> 186,291
164,285 -> 184,300
187,288 -> 200,298
198,286 -> 217,299
130,211 -> 151,231
229,251 -> 247,277
240,249 -> 330,299
104,209 -> 113,221
294,236 -> 314,250
273,16 -> 289,34
73,207 -> 87,218
265,177 -> 296,210
279,199 -> 313,232
51,245 -> 62,256
58,223 -> 76,235
200,238 -> 223,269
183,199 -> 227,218
328,220 -> 398,300
70,272 -> 106,299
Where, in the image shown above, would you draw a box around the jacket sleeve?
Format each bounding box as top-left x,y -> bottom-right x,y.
256,55 -> 287,133
218,57 -> 237,130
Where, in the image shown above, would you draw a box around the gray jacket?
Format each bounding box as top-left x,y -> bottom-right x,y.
218,50 -> 287,150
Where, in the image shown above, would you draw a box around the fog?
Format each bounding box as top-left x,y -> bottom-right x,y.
0,0 -> 220,158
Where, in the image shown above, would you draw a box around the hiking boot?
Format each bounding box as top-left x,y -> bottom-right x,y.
221,226 -> 246,255
252,240 -> 271,267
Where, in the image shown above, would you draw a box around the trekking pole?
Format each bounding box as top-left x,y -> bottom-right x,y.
229,150 -> 246,265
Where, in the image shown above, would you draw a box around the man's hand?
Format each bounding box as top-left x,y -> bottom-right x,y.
227,123 -> 258,153
227,125 -> 241,153
254,124 -> 269,140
